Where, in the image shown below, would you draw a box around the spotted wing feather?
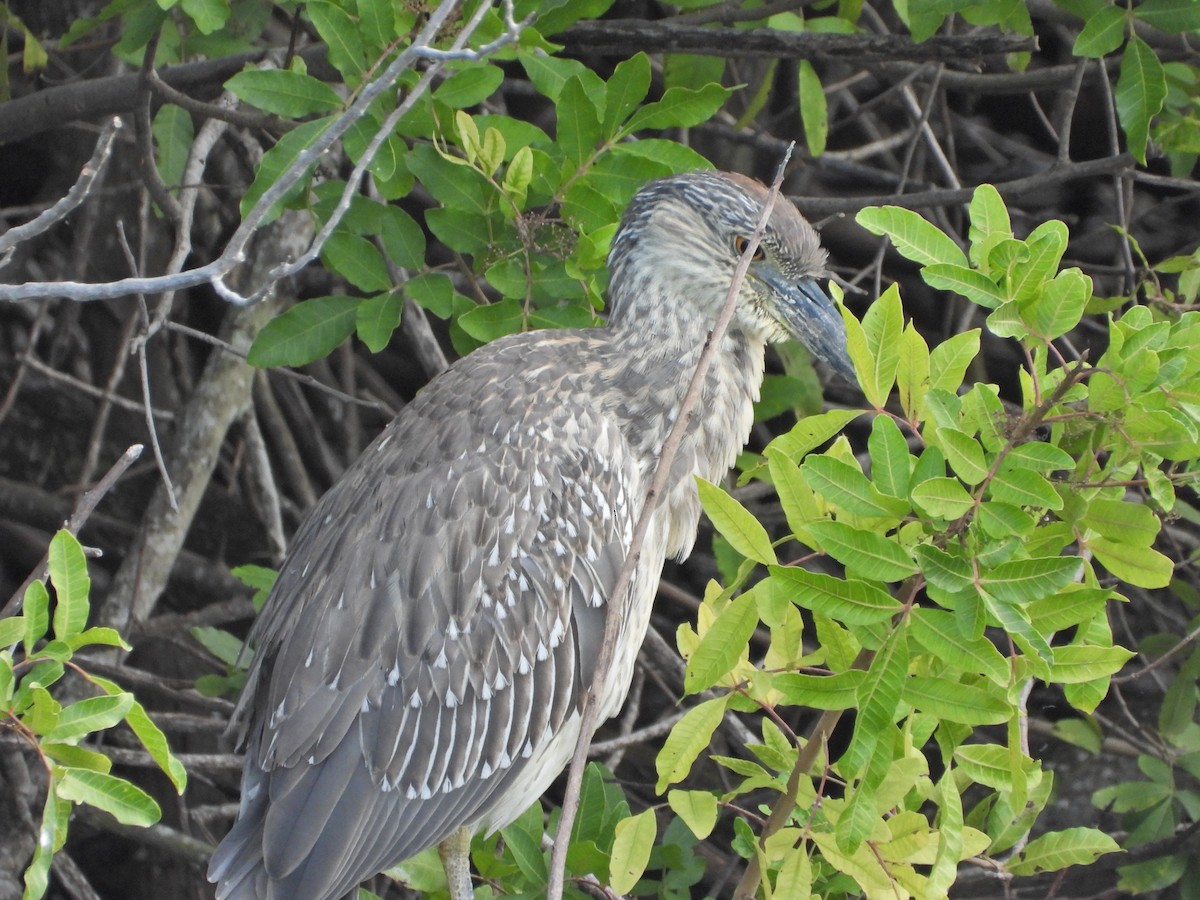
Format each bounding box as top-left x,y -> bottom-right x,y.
210,334 -> 638,900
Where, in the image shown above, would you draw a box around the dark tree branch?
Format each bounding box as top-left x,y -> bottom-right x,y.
555,20 -> 1037,62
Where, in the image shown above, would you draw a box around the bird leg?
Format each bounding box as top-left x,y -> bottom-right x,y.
437,827 -> 474,900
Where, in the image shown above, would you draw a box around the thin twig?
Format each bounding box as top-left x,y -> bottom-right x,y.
0,444 -> 144,619
0,0 -> 526,304
547,146 -> 795,899
0,117 -> 122,265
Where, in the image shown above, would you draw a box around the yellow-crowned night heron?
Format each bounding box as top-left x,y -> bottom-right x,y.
208,171 -> 852,900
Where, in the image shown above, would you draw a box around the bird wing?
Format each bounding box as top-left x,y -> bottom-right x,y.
215,336 -> 641,899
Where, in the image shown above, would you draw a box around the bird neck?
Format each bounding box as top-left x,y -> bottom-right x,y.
603,317 -> 766,557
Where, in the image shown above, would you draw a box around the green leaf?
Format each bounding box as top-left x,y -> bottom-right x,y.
800,456 -> 908,519
968,184 -> 1012,266
797,60 -> 827,156
405,273 -> 455,318
56,768 -> 161,827
859,283 -> 903,407
151,104 -> 193,192
981,557 -> 1080,605
656,696 -> 727,791
519,51 -> 589,102
24,785 -> 63,899
1136,0 -> 1200,33
45,694 -> 134,744
805,521 -> 917,582
379,207 -> 425,270
922,264 -> 1006,309
49,531 -> 90,640
856,206 -> 967,267
499,804 -> 547,886
240,117 -> 331,220
910,608 -> 1010,684
770,566 -> 902,625
896,322 -> 931,420
1004,441 -> 1075,473
905,677 -> 1010,725
609,809 -> 656,893
180,0 -> 229,34
928,329 -> 980,393
1006,827 -> 1121,876
1089,536 -> 1173,588
980,588 -> 1053,662
1050,645 -> 1135,683
1081,498 -> 1161,545
225,69 -> 341,117
668,789 -> 717,839
556,74 -> 603,166
1116,36 -> 1167,165
768,408 -> 862,460
841,630 -> 906,781
988,466 -> 1063,510
624,83 -> 731,132
914,543 -> 974,593
911,477 -> 975,520
456,298 -> 524,344
603,53 -> 651,134
936,427 -> 989,485
91,675 -> 187,793
695,477 -> 776,565
774,670 -> 865,710
23,580 -> 49,654
356,292 -> 404,353
868,414 -> 911,499
355,0 -> 390,53
1074,5 -> 1127,57
433,65 -> 504,108
306,0 -> 364,83
685,592 -> 759,693
247,296 -> 359,368
954,743 -> 1028,791
322,232 -> 392,292
1025,269 -> 1089,341
0,615 -> 24,647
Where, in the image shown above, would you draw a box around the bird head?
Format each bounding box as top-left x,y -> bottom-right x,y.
607,170 -> 855,382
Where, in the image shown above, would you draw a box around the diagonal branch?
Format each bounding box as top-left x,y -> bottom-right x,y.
547,145 -> 795,899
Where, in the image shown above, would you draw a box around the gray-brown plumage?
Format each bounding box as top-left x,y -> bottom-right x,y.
208,170 -> 852,900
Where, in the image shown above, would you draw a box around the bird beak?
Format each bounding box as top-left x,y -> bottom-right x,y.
759,268 -> 856,383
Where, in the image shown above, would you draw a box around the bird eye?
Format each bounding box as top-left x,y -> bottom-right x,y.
733,236 -> 766,261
